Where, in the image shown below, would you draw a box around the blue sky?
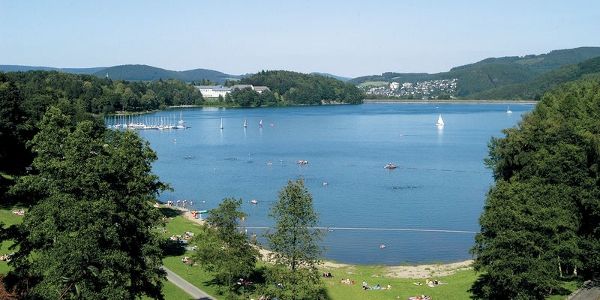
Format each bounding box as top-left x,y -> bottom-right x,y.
1,0 -> 599,77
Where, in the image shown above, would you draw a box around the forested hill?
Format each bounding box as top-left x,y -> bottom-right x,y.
471,56 -> 600,99
350,46 -> 600,98
240,70 -> 364,104
0,64 -> 239,84
94,64 -> 239,83
0,65 -> 106,74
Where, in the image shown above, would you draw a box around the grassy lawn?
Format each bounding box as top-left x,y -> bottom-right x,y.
322,265 -> 476,300
143,280 -> 193,300
0,207 -> 24,274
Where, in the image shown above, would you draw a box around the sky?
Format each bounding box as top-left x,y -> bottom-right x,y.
1,0 -> 600,77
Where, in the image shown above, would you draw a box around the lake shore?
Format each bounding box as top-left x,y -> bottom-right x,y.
161,204 -> 474,279
364,99 -> 538,104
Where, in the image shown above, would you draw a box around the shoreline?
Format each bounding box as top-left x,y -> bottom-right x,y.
161,204 -> 474,278
364,99 -> 538,104
106,99 -> 537,116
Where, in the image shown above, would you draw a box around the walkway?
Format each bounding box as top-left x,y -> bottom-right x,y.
569,281 -> 600,300
163,266 -> 214,300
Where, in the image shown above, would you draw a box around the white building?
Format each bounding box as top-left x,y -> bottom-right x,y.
195,84 -> 271,98
389,82 -> 400,90
253,86 -> 270,94
195,85 -> 231,98
231,84 -> 271,94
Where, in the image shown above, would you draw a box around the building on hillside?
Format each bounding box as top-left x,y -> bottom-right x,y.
231,84 -> 254,91
389,82 -> 400,90
195,85 -> 231,98
253,86 -> 270,94
230,84 -> 271,94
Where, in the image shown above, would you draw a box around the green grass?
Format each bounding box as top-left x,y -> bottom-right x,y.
162,280 -> 194,300
142,280 -> 193,300
322,265 -> 476,300
0,207 -> 24,274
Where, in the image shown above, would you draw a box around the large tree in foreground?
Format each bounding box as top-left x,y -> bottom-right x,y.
472,79 -> 600,299
193,198 -> 258,298
4,107 -> 167,299
264,179 -> 326,300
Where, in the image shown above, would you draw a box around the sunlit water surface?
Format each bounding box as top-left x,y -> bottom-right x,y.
132,103 -> 532,264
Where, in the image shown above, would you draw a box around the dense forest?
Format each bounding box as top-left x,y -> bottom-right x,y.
225,87 -> 278,107
2,71 -> 203,113
240,70 -> 364,105
471,56 -> 600,99
472,78 -> 600,298
0,71 -> 203,175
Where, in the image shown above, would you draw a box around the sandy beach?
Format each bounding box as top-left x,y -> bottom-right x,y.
161,204 -> 473,279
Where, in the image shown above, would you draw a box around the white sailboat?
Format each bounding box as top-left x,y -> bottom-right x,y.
259,119 -> 263,128
243,119 -> 248,128
506,106 -> 513,114
176,112 -> 185,129
436,114 -> 445,128
220,118 -> 224,130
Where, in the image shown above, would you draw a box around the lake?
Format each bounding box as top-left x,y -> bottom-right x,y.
132,103 -> 533,265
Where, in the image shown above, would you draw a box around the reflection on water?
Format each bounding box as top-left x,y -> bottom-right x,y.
139,103 -> 533,264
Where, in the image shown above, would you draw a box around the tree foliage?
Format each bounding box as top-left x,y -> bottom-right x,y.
472,78 -> 600,299
4,107 -> 167,299
193,198 -> 258,297
0,71 -> 203,175
264,179 -> 325,299
241,71 -> 364,105
226,87 -> 278,107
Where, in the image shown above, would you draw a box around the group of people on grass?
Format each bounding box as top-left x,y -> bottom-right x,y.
170,231 -> 195,244
408,295 -> 432,300
361,281 -> 392,290
413,279 -> 444,287
166,199 -> 194,208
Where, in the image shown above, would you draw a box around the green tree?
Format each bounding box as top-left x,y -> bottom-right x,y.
4,107 -> 167,299
264,179 -> 325,300
193,198 -> 258,298
471,78 -> 600,298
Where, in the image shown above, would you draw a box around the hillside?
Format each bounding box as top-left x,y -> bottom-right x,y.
471,56 -> 600,99
0,64 -> 239,83
310,72 -> 351,82
350,47 -> 600,98
0,65 -> 105,74
93,64 -> 238,83
240,70 -> 364,105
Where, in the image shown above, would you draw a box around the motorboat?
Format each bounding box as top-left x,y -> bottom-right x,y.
384,163 -> 397,169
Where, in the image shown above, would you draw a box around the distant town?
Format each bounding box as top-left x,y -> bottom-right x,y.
360,78 -> 458,99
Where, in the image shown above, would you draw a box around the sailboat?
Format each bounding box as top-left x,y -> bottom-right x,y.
506,106 -> 513,114
177,112 -> 186,129
220,118 -> 224,130
436,114 -> 445,128
259,119 -> 263,128
243,119 -> 248,128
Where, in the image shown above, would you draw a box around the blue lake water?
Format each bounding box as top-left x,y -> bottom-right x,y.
133,103 -> 533,265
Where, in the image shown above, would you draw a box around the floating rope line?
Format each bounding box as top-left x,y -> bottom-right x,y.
242,226 -> 477,234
